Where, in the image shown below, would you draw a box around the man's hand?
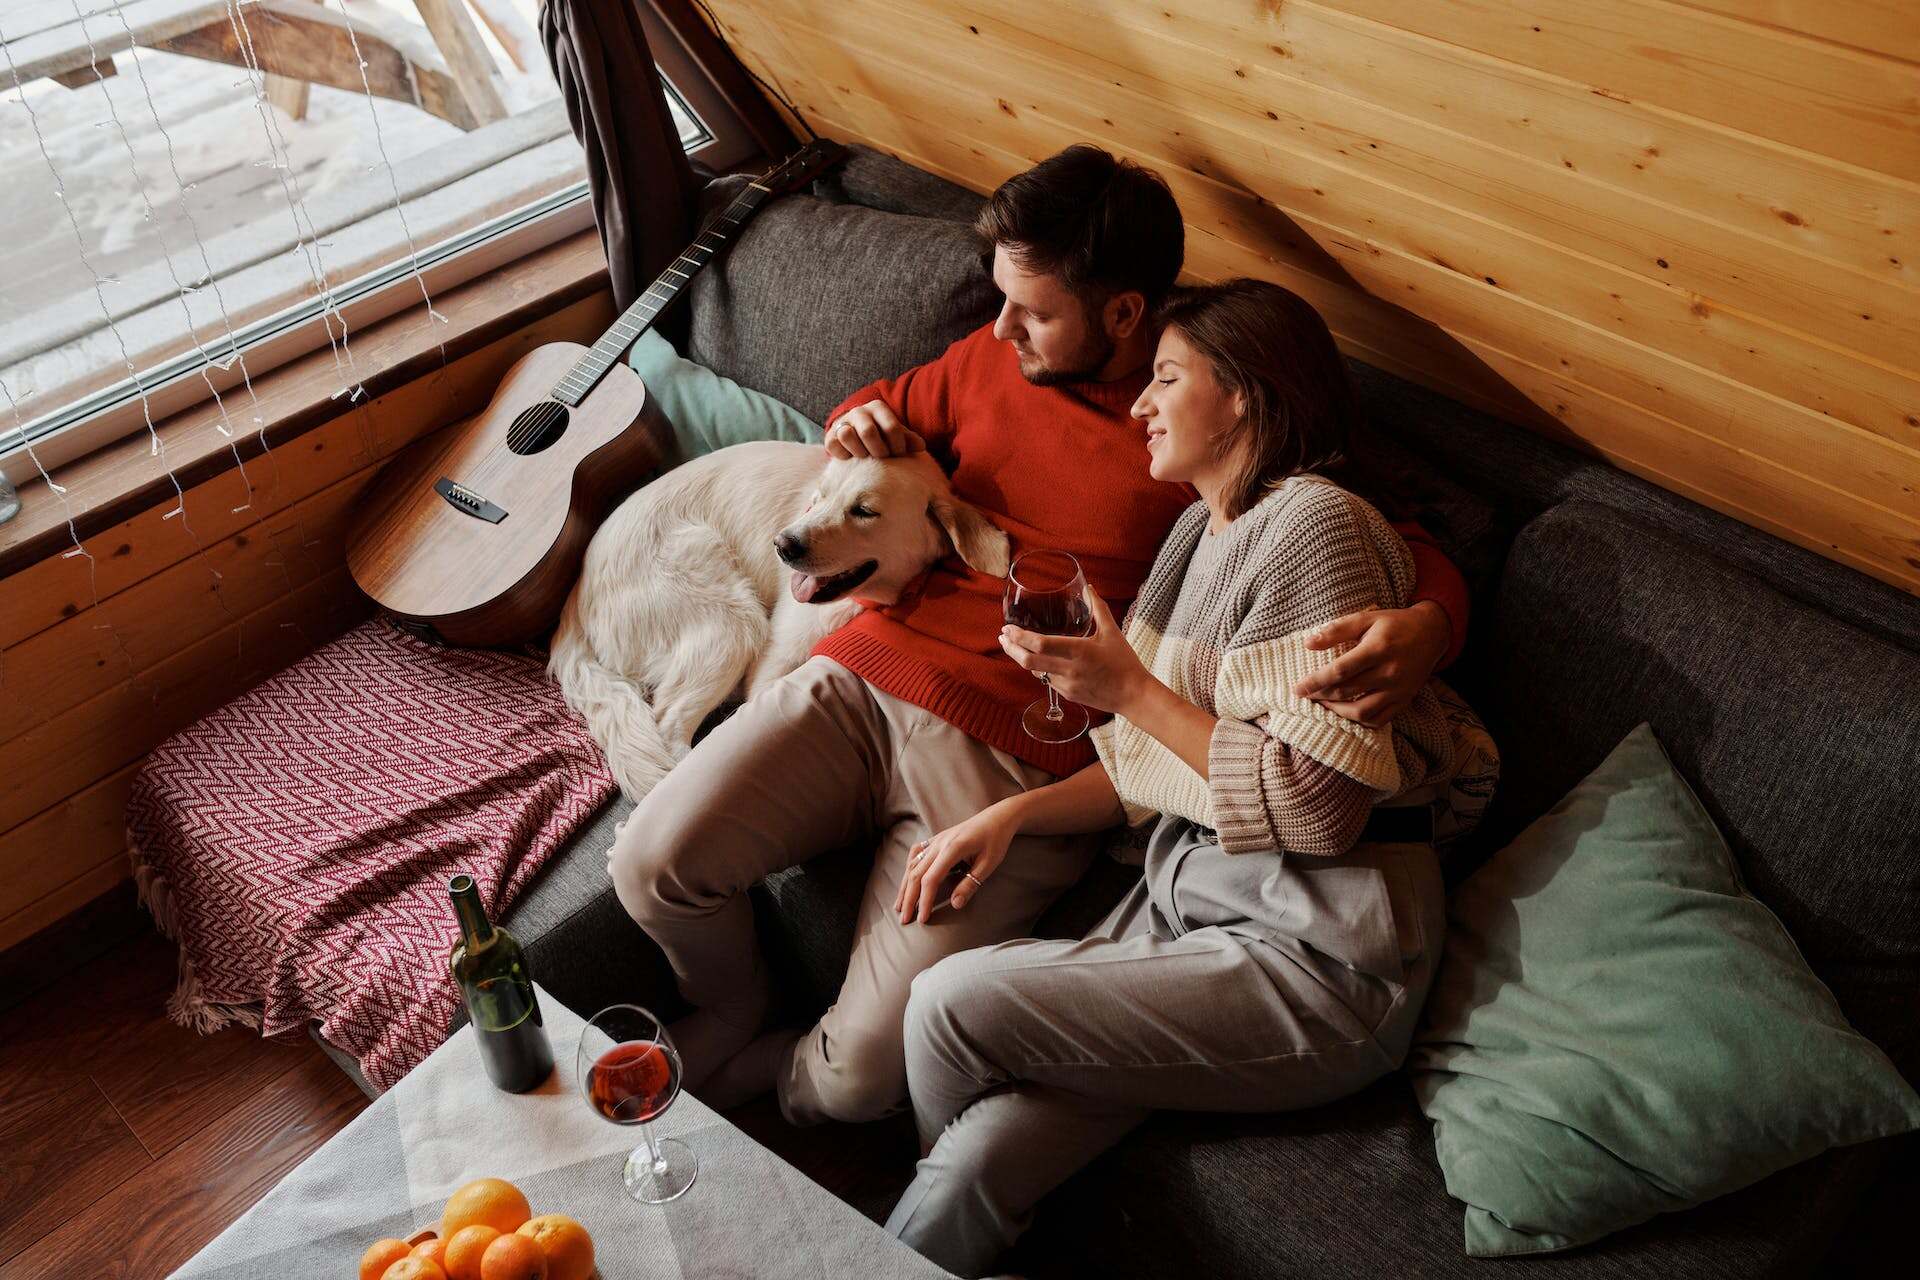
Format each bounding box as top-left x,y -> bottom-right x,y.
824,399 -> 927,459
1292,600 -> 1453,729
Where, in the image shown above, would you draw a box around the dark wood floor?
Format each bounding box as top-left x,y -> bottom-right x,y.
0,925 -> 917,1279
0,929 -> 370,1278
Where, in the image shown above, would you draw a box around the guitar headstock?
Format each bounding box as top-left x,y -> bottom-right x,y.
758,139 -> 850,196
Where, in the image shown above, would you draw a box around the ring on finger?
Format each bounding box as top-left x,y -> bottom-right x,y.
962,871 -> 985,889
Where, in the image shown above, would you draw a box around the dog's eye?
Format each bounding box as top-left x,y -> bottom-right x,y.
850,503 -> 879,519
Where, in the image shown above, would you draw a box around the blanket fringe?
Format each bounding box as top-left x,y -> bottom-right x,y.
132,838 -> 263,1035
165,946 -> 263,1035
127,831 -> 178,940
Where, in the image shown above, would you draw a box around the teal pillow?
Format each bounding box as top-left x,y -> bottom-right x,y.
1409,722 -> 1920,1257
628,329 -> 820,458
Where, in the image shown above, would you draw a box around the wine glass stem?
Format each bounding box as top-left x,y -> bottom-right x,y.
641,1119 -> 667,1175
1045,679 -> 1064,721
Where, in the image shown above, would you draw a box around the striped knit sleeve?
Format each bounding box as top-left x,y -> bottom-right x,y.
1207,485 -> 1416,855
1209,722 -> 1373,856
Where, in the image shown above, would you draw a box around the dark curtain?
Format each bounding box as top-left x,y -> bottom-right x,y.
540,0 -> 702,324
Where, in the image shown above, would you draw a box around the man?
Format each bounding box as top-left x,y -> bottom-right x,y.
605,145 -> 1465,1125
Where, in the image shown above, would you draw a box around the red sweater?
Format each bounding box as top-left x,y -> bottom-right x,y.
813,323 -> 1469,777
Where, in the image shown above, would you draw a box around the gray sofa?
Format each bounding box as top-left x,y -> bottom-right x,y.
421,146 -> 1917,1276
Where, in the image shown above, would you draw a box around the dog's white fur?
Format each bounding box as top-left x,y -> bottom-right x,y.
550,440 -> 1009,800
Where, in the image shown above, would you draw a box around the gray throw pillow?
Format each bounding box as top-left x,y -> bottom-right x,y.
686,187 -> 1001,423
1408,722 -> 1920,1257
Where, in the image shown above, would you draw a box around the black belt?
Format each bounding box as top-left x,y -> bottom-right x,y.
1360,803 -> 1434,845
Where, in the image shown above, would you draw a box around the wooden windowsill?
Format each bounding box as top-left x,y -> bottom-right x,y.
0,229 -> 611,582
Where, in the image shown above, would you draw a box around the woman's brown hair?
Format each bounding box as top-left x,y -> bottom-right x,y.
1155,278 -> 1404,521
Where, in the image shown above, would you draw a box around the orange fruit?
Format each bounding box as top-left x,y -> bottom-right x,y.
443,1224 -> 502,1280
441,1178 -> 532,1238
479,1232 -> 549,1280
411,1236 -> 450,1268
516,1215 -> 594,1280
381,1260 -> 448,1280
361,1239 -> 413,1280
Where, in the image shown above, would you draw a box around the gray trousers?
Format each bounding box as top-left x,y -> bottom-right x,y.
884,822 -> 1448,1278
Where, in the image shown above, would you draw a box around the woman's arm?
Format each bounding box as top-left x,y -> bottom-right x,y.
894,763 -> 1124,925
1113,673 -> 1218,780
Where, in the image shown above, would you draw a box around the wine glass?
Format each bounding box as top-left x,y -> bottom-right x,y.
578,1004 -> 698,1203
1004,548 -> 1093,743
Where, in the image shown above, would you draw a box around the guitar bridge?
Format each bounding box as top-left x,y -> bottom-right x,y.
434,476 -> 507,523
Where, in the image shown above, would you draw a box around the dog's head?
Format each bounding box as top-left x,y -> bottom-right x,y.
775,452 -> 1009,606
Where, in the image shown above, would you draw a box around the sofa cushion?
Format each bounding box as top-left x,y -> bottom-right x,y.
1410,722 -> 1920,1257
1027,1076 -> 1886,1279
1479,502 -> 1920,1082
627,329 -> 819,458
685,175 -> 1000,423
810,141 -> 987,224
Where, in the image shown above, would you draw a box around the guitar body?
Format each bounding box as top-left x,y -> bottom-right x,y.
347,343 -> 671,647
346,139 -> 846,648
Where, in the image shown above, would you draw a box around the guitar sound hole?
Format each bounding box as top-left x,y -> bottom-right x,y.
507,401 -> 569,455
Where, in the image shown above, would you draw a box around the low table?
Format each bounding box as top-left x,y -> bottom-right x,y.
171,987 -> 952,1278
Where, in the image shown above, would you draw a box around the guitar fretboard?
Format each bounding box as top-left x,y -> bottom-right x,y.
552,180 -> 773,407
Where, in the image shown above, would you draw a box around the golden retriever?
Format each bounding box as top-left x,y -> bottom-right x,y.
550,441 -> 1008,800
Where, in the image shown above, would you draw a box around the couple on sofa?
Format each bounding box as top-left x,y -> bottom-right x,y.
605,144 -> 1496,1276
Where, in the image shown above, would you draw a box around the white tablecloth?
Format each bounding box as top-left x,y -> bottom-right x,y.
172,987 -> 951,1278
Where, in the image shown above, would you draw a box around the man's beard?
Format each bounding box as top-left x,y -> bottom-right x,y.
1018,326 -> 1116,387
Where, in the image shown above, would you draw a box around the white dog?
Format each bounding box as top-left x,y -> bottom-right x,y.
550,440 -> 1009,800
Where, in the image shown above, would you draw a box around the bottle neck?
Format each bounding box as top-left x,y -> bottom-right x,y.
450,881 -> 495,951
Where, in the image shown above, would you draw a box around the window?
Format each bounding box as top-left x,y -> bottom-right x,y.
0,0 -> 737,486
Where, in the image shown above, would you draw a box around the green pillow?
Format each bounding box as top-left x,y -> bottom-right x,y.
1409,722 -> 1920,1257
628,329 -> 820,458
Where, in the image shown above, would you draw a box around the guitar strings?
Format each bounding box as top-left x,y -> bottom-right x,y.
504,161 -> 778,452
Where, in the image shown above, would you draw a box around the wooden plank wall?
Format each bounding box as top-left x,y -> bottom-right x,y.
0,292 -> 615,954
703,0 -> 1920,594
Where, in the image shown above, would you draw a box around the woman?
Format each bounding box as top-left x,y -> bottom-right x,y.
883,278 -> 1496,1276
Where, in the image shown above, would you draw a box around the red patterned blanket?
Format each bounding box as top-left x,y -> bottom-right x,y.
128,619 -> 614,1091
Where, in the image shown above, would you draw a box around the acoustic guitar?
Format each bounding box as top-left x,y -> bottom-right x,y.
347,139 -> 849,647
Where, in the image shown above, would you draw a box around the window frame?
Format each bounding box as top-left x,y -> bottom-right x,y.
1,48 -> 760,489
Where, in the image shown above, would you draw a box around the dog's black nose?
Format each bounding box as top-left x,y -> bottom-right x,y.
774,531 -> 806,564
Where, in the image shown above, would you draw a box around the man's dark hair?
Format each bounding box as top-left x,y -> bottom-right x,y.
973,145 -> 1185,312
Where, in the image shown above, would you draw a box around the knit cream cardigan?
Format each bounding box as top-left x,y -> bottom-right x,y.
1089,475 -> 1485,855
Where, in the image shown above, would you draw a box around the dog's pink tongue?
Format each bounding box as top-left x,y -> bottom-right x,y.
791,569 -> 822,603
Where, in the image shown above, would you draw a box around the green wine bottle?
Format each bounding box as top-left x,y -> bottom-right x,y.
448,874 -> 554,1092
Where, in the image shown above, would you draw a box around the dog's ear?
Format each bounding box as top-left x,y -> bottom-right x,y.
929,496 -> 1010,578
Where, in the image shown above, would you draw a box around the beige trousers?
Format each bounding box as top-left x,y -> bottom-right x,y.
606,655 -> 1097,1126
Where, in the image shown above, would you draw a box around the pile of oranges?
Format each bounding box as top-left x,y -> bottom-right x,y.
356,1177 -> 595,1280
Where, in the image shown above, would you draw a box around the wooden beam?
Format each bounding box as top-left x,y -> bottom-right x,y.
264,71 -> 309,121
414,0 -> 510,125
147,0 -> 481,131
464,0 -> 541,74
0,0 -> 230,89
49,56 -> 117,89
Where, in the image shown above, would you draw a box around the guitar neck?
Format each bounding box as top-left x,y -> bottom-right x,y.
552,178 -> 774,407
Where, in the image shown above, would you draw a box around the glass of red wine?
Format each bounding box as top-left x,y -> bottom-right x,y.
578,1004 -> 697,1203
1004,548 -> 1093,743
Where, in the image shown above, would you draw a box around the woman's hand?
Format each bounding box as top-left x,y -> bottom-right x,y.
1291,599 -> 1452,728
999,585 -> 1149,715
896,804 -> 1020,925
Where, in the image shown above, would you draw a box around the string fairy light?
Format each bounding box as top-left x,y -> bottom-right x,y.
220,0 -> 368,414
325,0 -> 452,349
76,0 -> 260,526
0,12 -> 191,537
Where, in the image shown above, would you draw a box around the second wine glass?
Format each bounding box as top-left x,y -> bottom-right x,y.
1003,548 -> 1093,743
578,1004 -> 698,1203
